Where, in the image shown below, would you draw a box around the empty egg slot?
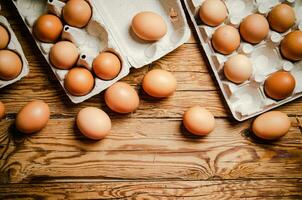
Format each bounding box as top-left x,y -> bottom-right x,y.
229,83 -> 265,116
250,44 -> 282,78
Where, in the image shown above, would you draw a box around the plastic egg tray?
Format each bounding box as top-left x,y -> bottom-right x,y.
184,0 -> 302,121
11,0 -> 191,103
0,16 -> 29,88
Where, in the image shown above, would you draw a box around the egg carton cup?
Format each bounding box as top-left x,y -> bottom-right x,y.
0,16 -> 29,88
184,0 -> 302,121
11,0 -> 191,103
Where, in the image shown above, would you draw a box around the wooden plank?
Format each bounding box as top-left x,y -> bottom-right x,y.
1,118 -> 301,183
0,179 -> 301,199
1,86 -> 302,118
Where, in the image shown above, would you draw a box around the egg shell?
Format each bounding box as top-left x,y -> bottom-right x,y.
268,4 -> 295,33
0,50 -> 23,81
199,0 -> 227,27
76,107 -> 111,140
50,41 -> 79,70
252,111 -> 291,140
0,101 -> 5,120
63,0 -> 92,28
105,82 -> 139,114
264,71 -> 295,100
16,100 -> 50,134
239,14 -> 269,44
183,106 -> 215,136
33,14 -> 63,43
132,11 -> 167,41
280,31 -> 302,61
212,25 -> 240,55
224,54 -> 252,84
0,25 -> 10,49
64,67 -> 95,96
92,52 -> 121,80
142,69 -> 177,98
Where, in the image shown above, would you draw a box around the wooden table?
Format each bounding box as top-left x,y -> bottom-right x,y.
1,1 -> 302,199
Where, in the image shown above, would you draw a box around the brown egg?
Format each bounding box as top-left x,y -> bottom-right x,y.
0,50 -> 22,80
199,0 -> 227,26
240,14 -> 269,44
268,4 -> 295,33
92,52 -> 121,80
64,67 -> 94,96
252,111 -> 291,140
280,31 -> 302,61
0,25 -> 10,49
183,106 -> 215,136
16,100 -> 50,134
63,0 -> 92,28
76,107 -> 111,140
224,54 -> 253,84
0,101 -> 5,120
142,69 -> 177,98
50,41 -> 79,69
105,82 -> 139,114
132,11 -> 167,41
33,14 -> 63,43
212,25 -> 240,54
264,71 -> 295,100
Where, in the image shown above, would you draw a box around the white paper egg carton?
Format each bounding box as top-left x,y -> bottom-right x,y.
11,0 -> 191,103
184,0 -> 302,121
0,16 -> 29,88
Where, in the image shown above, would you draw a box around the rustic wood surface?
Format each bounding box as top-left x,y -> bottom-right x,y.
0,0 -> 302,199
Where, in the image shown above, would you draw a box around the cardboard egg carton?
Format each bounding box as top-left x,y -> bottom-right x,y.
0,16 -> 29,88
11,0 -> 191,103
184,0 -> 302,121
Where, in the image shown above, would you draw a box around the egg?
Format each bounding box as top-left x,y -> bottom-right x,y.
0,50 -> 22,81
92,52 -> 121,80
76,107 -> 111,140
199,0 -> 227,26
50,41 -> 79,70
183,106 -> 215,136
33,14 -> 63,43
280,31 -> 302,61
142,69 -> 177,98
63,0 -> 92,28
0,101 -> 5,120
224,54 -> 252,84
64,67 -> 94,96
264,71 -> 295,100
105,82 -> 139,114
212,25 -> 240,54
268,4 -> 295,33
132,11 -> 167,41
252,111 -> 291,140
0,25 -> 10,49
16,100 -> 50,134
240,14 -> 269,44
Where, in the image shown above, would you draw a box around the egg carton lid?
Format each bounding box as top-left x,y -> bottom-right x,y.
92,0 -> 191,68
0,15 -> 29,88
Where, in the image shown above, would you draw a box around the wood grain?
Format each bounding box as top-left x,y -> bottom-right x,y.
1,179 -> 302,200
1,118 -> 301,183
1,0 -> 302,198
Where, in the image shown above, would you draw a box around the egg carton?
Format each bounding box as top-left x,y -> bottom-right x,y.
0,16 -> 29,88
11,0 -> 191,103
184,0 -> 302,121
